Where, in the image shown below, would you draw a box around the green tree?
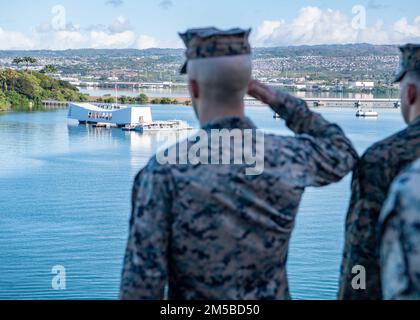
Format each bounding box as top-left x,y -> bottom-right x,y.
0,91 -> 8,111
0,71 -> 8,92
119,96 -> 128,104
160,97 -> 173,104
136,93 -> 148,104
41,64 -> 58,74
103,97 -> 115,103
150,98 -> 161,104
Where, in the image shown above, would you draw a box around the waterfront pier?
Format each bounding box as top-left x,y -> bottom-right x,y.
42,100 -> 69,109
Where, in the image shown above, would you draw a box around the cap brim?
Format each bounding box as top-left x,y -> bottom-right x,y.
180,61 -> 187,75
393,70 -> 406,83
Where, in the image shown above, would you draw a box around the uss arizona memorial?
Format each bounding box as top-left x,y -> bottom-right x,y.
68,102 -> 153,126
67,102 -> 192,132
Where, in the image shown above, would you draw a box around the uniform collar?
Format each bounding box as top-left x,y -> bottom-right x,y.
201,116 -> 257,130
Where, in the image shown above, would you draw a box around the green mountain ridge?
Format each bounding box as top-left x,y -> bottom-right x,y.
0,69 -> 87,111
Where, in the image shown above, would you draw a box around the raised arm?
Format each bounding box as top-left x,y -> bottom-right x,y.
248,80 -> 358,186
120,162 -> 174,300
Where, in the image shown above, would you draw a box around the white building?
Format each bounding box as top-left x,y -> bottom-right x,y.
59,77 -> 81,86
68,103 -> 152,126
349,81 -> 375,90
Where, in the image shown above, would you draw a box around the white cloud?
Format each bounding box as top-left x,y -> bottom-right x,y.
0,28 -> 35,50
35,21 -> 81,34
91,30 -> 136,48
5,7 -> 419,50
254,6 -> 420,46
46,31 -> 88,50
392,16 -> 420,41
1,16 -> 159,50
108,15 -> 133,33
136,35 -> 158,49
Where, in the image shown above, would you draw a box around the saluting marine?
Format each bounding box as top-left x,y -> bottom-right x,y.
339,44 -> 420,300
379,158 -> 420,300
120,27 -> 358,300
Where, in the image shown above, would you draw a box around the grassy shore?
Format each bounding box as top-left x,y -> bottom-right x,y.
86,94 -> 192,106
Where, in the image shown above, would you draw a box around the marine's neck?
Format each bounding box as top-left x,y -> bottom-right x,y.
409,105 -> 420,124
198,100 -> 245,126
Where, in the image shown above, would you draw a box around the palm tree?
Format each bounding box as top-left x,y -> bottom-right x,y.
12,57 -> 24,68
41,64 -> 58,74
22,57 -> 37,72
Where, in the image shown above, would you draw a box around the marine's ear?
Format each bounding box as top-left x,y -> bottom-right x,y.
407,84 -> 417,106
189,79 -> 199,99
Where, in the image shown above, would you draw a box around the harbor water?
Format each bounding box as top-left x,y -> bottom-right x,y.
0,105 -> 406,300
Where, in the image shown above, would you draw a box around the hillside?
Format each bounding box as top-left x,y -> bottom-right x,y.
0,44 -> 400,59
0,44 -> 401,84
0,69 -> 87,111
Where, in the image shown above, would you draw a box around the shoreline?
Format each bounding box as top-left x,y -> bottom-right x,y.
1,95 -> 402,114
86,95 -> 192,105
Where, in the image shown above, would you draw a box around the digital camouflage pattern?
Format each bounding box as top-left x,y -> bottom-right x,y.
120,91 -> 358,300
394,44 -> 420,82
179,27 -> 252,74
379,158 -> 420,300
339,116 -> 420,300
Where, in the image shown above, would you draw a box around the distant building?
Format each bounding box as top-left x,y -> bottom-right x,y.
349,81 -> 375,90
59,77 -> 81,86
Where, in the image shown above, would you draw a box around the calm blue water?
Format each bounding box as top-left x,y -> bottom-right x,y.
0,106 -> 405,300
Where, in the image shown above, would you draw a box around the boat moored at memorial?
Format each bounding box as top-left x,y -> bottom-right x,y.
356,107 -> 379,118
123,120 -> 193,132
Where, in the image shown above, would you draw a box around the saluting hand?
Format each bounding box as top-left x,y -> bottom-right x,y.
248,80 -> 305,119
247,80 -> 279,106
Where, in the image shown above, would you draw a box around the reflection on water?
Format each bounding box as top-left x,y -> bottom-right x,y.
0,106 -> 406,300
66,123 -> 194,177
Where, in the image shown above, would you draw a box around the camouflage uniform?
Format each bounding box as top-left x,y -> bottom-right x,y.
379,158 -> 420,300
120,91 -> 358,300
339,44 -> 420,300
178,27 -> 252,74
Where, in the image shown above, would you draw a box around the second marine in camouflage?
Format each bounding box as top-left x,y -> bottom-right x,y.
120,28 -> 358,300
379,158 -> 420,300
339,44 -> 420,300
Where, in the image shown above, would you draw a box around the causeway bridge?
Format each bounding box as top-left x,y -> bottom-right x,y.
42,97 -> 401,110
244,97 -> 401,108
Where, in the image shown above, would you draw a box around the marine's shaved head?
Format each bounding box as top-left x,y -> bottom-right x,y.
187,55 -> 252,124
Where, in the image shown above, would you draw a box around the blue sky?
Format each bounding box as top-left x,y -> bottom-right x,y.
0,0 -> 419,49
